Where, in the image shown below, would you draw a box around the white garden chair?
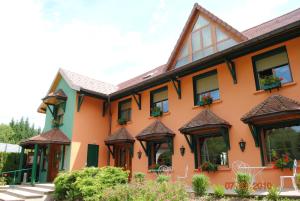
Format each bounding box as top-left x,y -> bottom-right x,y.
177,165 -> 188,181
158,165 -> 172,176
231,160 -> 250,175
280,159 -> 298,191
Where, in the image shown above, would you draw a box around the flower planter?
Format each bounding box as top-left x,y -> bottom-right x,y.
262,81 -> 282,91
198,99 -> 213,106
201,162 -> 218,172
151,111 -> 162,117
118,118 -> 127,125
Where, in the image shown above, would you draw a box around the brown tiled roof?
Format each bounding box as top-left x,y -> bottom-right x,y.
105,127 -> 135,145
242,8 -> 300,39
20,128 -> 70,146
60,68 -> 118,95
136,120 -> 175,141
179,109 -> 231,134
241,95 -> 300,123
117,65 -> 166,91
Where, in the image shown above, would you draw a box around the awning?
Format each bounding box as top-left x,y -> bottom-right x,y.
20,128 -> 70,146
105,127 -> 135,145
136,120 -> 175,141
179,109 -> 231,150
42,89 -> 67,106
241,95 -> 300,126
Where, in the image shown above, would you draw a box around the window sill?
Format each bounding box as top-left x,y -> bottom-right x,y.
192,100 -> 222,110
148,112 -> 171,119
253,82 -> 297,95
118,120 -> 132,126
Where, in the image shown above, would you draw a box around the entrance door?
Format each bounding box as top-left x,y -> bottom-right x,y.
47,144 -> 61,182
87,144 -> 99,167
114,144 -> 132,176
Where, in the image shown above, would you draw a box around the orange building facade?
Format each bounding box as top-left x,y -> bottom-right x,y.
34,4 -> 300,189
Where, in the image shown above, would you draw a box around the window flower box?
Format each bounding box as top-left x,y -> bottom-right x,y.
198,94 -> 213,106
118,117 -> 127,125
201,161 -> 218,172
261,75 -> 282,91
151,107 -> 162,117
272,152 -> 293,171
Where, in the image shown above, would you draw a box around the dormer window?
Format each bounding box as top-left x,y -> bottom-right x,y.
175,15 -> 239,68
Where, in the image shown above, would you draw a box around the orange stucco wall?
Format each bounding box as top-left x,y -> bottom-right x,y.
70,95 -> 110,170
105,37 -> 300,188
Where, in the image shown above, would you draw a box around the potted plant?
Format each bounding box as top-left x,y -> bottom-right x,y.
118,117 -> 127,125
151,106 -> 162,117
198,94 -> 213,106
273,153 -> 293,170
201,161 -> 218,172
261,75 -> 283,91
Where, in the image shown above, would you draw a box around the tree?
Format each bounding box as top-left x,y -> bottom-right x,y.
9,117 -> 40,144
0,124 -> 15,144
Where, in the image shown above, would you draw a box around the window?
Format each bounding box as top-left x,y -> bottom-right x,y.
148,142 -> 172,169
198,136 -> 228,167
150,87 -> 168,115
264,126 -> 300,163
175,15 -> 239,68
252,47 -> 292,90
193,70 -> 220,105
118,99 -> 132,121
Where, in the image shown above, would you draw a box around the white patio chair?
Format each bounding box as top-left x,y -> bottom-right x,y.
177,165 -> 188,181
231,160 -> 250,175
158,165 -> 172,176
280,159 -> 298,191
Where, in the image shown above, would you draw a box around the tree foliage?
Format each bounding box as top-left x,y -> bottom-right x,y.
0,117 -> 40,144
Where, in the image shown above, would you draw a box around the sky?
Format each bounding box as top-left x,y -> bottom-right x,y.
0,0 -> 299,129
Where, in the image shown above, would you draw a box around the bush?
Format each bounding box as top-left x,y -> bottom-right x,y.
156,174 -> 170,183
234,172 -> 252,197
134,172 -> 145,183
54,166 -> 129,201
296,173 -> 300,189
101,180 -> 188,201
213,185 -> 225,198
0,177 -> 6,186
266,186 -> 280,201
192,174 -> 209,197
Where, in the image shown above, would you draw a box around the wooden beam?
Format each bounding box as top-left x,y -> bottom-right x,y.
139,140 -> 147,156
225,59 -> 237,84
183,134 -> 193,152
77,94 -> 85,112
106,145 -> 114,158
132,93 -> 142,110
171,78 -> 181,99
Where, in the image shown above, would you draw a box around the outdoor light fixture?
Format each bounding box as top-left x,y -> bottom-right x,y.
239,139 -> 246,152
180,145 -> 185,156
137,150 -> 142,159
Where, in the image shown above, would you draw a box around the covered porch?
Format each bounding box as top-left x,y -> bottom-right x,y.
18,128 -> 70,185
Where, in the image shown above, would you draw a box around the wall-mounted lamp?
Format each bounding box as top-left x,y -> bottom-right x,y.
180,145 -> 185,156
137,150 -> 142,159
239,139 -> 246,152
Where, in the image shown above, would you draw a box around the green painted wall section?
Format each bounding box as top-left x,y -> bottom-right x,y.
40,77 -> 76,183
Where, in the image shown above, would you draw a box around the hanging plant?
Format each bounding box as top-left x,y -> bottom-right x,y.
198,94 -> 213,106
118,117 -> 127,125
261,75 -> 283,91
151,106 -> 162,117
273,153 -> 293,170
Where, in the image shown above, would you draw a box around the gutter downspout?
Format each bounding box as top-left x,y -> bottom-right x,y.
107,95 -> 112,165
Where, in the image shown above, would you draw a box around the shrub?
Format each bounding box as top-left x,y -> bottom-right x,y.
192,174 -> 209,197
266,186 -> 280,201
101,180 -> 188,201
213,185 -> 225,198
134,172 -> 145,183
156,174 -> 170,183
54,166 -> 129,201
0,177 -> 6,186
296,173 -> 300,189
234,172 -> 252,197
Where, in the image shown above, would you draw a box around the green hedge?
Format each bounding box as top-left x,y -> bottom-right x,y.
0,152 -> 20,172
